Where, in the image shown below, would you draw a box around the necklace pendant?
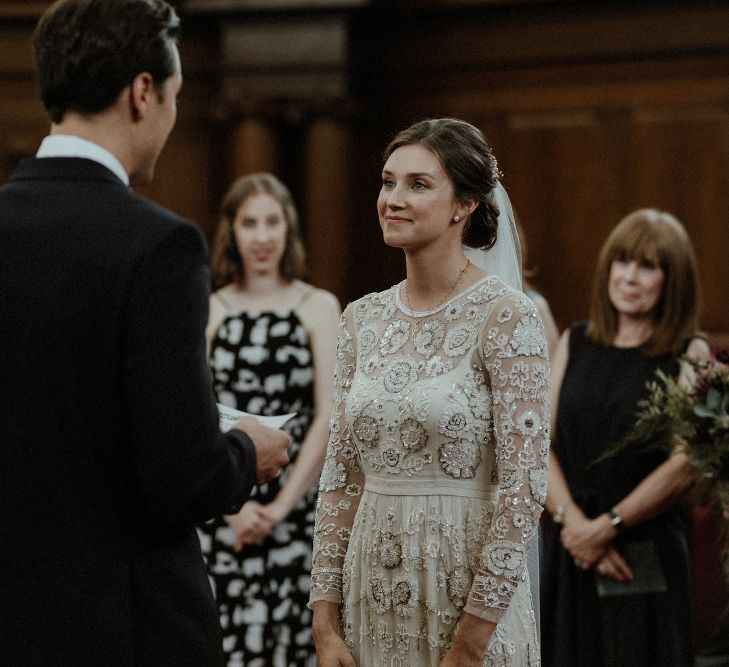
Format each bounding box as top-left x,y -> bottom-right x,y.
410,320 -> 418,343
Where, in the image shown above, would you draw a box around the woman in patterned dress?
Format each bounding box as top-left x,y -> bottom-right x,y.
309,118 -> 550,667
199,173 -> 340,666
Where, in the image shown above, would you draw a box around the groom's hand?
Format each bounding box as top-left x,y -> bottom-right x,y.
233,417 -> 290,484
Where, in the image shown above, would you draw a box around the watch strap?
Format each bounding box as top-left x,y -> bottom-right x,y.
607,509 -> 624,532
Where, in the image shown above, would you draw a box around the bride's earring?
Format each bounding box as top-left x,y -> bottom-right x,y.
453,215 -> 460,223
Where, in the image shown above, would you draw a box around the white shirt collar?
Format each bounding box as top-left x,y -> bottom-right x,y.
36,135 -> 130,186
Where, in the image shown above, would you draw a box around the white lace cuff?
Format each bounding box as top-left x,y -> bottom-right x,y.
309,567 -> 343,608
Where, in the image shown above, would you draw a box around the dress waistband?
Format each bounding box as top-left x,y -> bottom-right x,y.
364,477 -> 499,501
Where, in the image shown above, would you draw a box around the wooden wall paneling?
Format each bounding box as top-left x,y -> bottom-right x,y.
0,126 -> 45,184
474,112 -> 555,299
0,28 -> 36,75
0,27 -> 50,184
183,0 -> 367,11
337,115 -> 405,303
133,24 -> 223,237
477,116 -> 508,167
0,82 -> 48,128
388,74 -> 729,123
136,122 -> 220,237
349,3 -> 729,113
217,15 -> 348,109
503,110 -> 623,328
303,116 -> 352,303
460,4 -> 729,67
625,106 -> 729,335
231,119 -> 279,178
0,3 -> 52,19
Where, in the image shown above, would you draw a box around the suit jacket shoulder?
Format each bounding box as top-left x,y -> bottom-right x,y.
0,156 -> 256,663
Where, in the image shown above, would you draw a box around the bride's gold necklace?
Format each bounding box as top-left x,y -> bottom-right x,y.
403,258 -> 471,342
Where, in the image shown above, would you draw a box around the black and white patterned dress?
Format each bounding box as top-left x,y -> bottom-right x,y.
199,292 -> 316,667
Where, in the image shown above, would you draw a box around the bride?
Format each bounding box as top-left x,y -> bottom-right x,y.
309,118 -> 549,667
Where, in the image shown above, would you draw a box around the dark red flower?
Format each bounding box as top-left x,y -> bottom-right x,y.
715,348 -> 729,364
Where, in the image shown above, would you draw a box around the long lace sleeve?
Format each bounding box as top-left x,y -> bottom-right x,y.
309,304 -> 364,606
465,292 -> 550,622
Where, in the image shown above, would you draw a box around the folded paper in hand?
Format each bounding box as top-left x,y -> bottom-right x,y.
217,403 -> 296,433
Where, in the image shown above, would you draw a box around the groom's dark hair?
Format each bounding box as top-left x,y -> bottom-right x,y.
34,0 -> 180,123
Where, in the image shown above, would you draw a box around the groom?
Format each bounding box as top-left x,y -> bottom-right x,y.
0,1 -> 290,664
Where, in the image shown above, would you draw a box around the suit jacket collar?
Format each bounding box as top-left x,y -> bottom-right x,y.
36,135 -> 129,185
9,157 -> 129,189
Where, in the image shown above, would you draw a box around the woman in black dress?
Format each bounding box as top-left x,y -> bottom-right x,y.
540,209 -> 710,666
199,173 -> 340,666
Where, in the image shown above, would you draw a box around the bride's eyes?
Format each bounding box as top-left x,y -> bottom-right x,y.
380,177 -> 430,190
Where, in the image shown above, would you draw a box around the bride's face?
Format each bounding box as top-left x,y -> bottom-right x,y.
377,143 -> 460,250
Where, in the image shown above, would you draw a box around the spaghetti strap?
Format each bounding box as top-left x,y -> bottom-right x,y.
213,290 -> 235,312
294,285 -> 316,309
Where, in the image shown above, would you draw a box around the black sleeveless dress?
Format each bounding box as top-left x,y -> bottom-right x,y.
540,322 -> 692,667
199,294 -> 317,667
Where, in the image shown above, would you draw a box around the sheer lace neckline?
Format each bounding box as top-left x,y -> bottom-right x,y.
395,273 -> 491,317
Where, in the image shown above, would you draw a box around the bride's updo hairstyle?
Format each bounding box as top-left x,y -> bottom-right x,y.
383,118 -> 501,250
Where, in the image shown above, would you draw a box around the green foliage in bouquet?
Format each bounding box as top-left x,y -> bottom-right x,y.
596,353 -> 729,579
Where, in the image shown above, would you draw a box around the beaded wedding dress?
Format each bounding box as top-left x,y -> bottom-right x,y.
309,274 -> 549,666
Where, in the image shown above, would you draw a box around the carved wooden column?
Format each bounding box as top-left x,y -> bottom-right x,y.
230,117 -> 278,178
303,115 -> 351,296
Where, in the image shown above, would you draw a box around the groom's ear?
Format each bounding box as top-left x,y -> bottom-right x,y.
128,72 -> 156,122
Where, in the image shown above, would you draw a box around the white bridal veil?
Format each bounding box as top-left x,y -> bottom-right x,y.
464,181 -> 542,637
463,181 -> 523,291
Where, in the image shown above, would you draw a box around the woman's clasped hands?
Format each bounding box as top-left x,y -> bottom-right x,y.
559,505 -> 633,581
224,500 -> 282,552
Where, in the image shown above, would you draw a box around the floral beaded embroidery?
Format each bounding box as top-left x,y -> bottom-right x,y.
310,275 -> 549,665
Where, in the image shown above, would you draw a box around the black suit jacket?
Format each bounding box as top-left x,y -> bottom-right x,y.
0,158 -> 257,665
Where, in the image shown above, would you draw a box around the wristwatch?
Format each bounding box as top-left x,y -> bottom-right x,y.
607,509 -> 624,533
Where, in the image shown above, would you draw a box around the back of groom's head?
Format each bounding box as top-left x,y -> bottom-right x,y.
34,0 -> 180,124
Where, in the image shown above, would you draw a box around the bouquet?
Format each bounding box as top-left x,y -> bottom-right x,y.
603,350 -> 729,579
